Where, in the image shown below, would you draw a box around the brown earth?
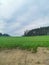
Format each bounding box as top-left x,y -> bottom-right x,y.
0,47 -> 49,65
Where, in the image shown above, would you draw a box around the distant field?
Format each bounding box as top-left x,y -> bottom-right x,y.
0,36 -> 49,52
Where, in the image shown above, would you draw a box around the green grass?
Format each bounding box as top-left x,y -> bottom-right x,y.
0,35 -> 49,52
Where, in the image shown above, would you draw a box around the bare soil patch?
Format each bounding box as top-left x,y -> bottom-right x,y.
0,47 -> 49,65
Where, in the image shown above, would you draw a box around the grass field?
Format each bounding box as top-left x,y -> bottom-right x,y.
0,35 -> 49,52
0,35 -> 49,65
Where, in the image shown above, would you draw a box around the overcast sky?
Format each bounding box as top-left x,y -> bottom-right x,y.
0,0 -> 49,36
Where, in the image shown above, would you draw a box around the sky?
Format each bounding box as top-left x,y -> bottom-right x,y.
0,0 -> 49,36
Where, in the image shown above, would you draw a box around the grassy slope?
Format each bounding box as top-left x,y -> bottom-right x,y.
0,36 -> 49,52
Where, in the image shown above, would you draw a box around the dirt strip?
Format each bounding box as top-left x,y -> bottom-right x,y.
0,47 -> 49,65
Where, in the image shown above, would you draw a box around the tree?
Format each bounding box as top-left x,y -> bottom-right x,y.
24,30 -> 29,36
0,33 -> 2,36
3,34 -> 10,36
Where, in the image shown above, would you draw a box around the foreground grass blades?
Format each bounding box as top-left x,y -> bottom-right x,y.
0,36 -> 49,52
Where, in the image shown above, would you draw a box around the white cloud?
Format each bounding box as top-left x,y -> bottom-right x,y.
25,17 -> 49,30
0,19 -> 6,33
0,0 -> 49,36
0,0 -> 25,19
13,17 -> 49,36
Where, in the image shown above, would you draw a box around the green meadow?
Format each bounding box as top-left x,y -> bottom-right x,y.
0,36 -> 49,52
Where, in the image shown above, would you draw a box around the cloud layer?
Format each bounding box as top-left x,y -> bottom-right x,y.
0,0 -> 49,36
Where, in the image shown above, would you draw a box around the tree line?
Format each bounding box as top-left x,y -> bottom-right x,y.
24,26 -> 49,36
0,33 -> 10,36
